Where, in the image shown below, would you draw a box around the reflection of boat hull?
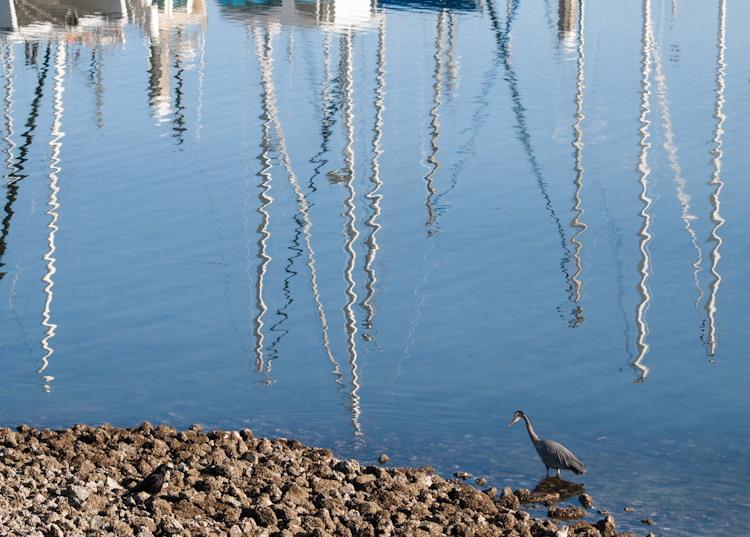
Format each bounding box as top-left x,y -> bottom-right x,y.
2,0 -> 125,30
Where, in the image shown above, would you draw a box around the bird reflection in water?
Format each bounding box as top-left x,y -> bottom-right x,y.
529,476 -> 585,506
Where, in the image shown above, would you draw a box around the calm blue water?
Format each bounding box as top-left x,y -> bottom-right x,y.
1,0 -> 749,534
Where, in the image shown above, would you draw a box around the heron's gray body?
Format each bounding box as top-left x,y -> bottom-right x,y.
509,411 -> 586,477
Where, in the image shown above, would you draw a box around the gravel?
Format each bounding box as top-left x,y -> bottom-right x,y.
0,423 -> 638,537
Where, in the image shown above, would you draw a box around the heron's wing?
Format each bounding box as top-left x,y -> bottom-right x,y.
537,440 -> 586,473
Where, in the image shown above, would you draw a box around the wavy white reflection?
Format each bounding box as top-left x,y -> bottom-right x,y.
704,0 -> 726,358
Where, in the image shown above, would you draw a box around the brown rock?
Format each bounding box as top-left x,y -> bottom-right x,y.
514,488 -> 531,503
497,487 -> 520,509
569,521 -> 602,537
252,505 -> 278,526
450,484 -> 497,514
579,494 -> 593,508
548,506 -> 587,520
0,424 -> 632,537
595,515 -> 616,537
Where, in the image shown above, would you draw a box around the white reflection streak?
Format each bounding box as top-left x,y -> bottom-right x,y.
633,0 -> 654,382
251,25 -> 275,379
424,9 -> 445,229
445,11 -> 459,96
652,17 -> 704,313
38,43 -> 65,391
704,0 -> 726,357
313,27 -> 343,385
339,30 -> 362,438
1,37 -> 18,314
569,0 -> 586,309
195,17 -> 206,141
1,37 -> 15,184
251,24 -> 343,388
360,15 -> 386,336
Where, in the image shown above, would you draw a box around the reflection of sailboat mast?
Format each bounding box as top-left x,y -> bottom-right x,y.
704,0 -> 726,358
652,18 -> 705,319
568,0 -> 586,326
633,0 -> 655,382
310,27 -> 343,384
423,9 -> 445,230
251,26 -> 275,383
487,0 -> 580,325
360,15 -> 386,336
250,24 -> 347,394
38,42 -> 65,391
0,37 -> 17,280
338,30 -> 362,438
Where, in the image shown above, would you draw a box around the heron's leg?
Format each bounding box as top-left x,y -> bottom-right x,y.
556,469 -> 561,478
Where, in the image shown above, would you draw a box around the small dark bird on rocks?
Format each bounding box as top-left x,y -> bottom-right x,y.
123,463 -> 172,497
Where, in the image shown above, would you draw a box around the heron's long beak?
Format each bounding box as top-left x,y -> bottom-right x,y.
508,418 -> 516,427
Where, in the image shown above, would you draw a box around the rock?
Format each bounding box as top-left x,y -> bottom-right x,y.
378,454 -> 389,464
641,518 -> 654,525
595,515 -> 617,537
548,506 -> 587,521
569,521 -> 601,537
497,487 -> 520,509
579,493 -> 593,508
105,477 -> 122,491
514,488 -> 531,503
530,492 -> 560,506
0,423 -> 632,537
623,506 -> 634,512
66,485 -> 90,507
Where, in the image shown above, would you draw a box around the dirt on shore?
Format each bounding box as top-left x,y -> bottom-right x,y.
0,423 -> 641,537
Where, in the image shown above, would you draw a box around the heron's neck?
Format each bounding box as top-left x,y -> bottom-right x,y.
521,414 -> 540,444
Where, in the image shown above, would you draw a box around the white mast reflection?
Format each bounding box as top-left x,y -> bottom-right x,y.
423,9 -> 446,230
651,11 -> 705,320
338,28 -> 363,439
360,14 -> 386,342
704,0 -> 726,358
38,42 -> 65,391
249,21 -> 349,397
1,38 -> 15,186
250,24 -> 277,384
633,0 -> 654,382
485,0 -> 581,326
568,0 -> 585,323
314,26 -> 343,387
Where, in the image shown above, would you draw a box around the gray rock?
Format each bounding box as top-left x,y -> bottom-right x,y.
66,485 -> 91,507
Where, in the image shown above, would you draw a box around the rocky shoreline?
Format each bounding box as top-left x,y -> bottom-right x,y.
0,423 -> 647,537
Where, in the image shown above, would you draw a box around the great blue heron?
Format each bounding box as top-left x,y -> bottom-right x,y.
123,462 -> 172,497
509,411 -> 586,477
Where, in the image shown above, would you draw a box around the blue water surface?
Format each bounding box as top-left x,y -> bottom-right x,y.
1,0 -> 749,535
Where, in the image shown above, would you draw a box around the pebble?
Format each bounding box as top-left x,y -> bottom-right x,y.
0,423 -> 625,536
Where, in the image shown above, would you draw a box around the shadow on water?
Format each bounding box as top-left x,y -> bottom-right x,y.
531,476 -> 585,503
